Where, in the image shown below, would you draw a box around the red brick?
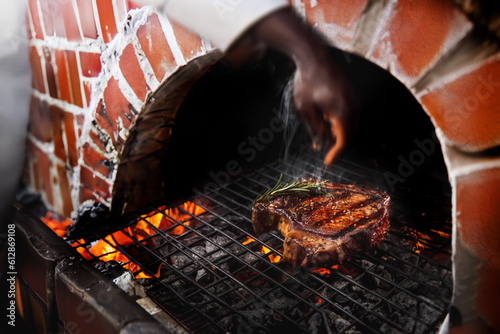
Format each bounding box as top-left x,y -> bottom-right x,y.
113,0 -> 128,25
457,166 -> 500,268
76,0 -> 98,39
82,142 -> 112,178
63,112 -> 78,167
29,96 -> 52,142
54,50 -> 72,103
95,78 -> 133,150
420,59 -> 500,151
61,0 -> 82,41
50,105 -> 66,162
476,264 -> 500,330
96,0 -> 118,43
43,47 -> 58,98
79,52 -> 102,78
37,146 -> 54,207
29,46 -> 45,94
83,80 -> 92,108
137,13 -> 177,82
127,0 -> 141,10
28,0 -> 44,39
79,186 -> 99,205
66,50 -> 83,107
25,141 -> 41,191
119,44 -> 149,101
43,0 -> 66,38
89,129 -> 108,153
368,0 -> 471,84
38,0 -> 54,37
304,0 -> 368,48
76,115 -> 85,137
79,165 -> 111,201
170,20 -> 205,62
56,164 -> 74,218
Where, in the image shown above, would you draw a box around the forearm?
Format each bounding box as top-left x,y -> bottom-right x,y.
248,8 -> 330,68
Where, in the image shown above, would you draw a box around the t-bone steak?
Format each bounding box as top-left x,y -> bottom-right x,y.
252,180 -> 390,268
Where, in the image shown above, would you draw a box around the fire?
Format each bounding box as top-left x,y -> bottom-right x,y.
312,293 -> 325,304
312,265 -> 339,277
41,212 -> 73,238
414,228 -> 451,254
260,244 -> 282,263
43,202 -> 205,279
242,236 -> 255,245
312,268 -> 331,277
242,236 -> 282,263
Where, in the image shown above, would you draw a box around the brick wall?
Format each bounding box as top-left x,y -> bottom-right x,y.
24,0 -> 216,219
24,0 -> 500,332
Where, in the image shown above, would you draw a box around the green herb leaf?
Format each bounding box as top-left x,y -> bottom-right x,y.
254,174 -> 334,205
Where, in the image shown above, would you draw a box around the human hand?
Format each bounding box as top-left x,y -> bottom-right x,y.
292,49 -> 356,165
231,8 -> 357,166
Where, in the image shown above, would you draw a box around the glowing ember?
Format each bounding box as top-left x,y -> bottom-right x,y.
42,202 -> 205,279
241,237 -> 282,263
312,268 -> 331,277
414,228 -> 451,254
41,212 -> 73,238
242,236 -> 255,245
83,201 -> 205,278
268,253 -> 282,263
312,293 -> 325,304
312,265 -> 339,277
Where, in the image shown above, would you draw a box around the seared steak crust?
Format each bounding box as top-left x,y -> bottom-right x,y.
252,181 -> 390,267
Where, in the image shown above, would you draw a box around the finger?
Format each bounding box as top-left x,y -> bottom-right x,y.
324,116 -> 346,166
295,101 -> 325,150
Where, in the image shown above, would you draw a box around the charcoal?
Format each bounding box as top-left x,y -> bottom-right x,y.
426,279 -> 442,288
334,317 -> 351,332
360,259 -> 375,270
390,292 -> 417,315
205,239 -> 228,260
332,279 -> 349,290
241,252 -> 259,265
400,279 -> 419,290
196,268 -> 208,282
171,253 -> 190,268
418,296 -> 443,323
398,316 -> 416,332
95,260 -> 126,278
187,245 -> 206,259
113,271 -> 147,298
307,313 -> 323,334
344,329 -> 361,334
379,322 -> 400,334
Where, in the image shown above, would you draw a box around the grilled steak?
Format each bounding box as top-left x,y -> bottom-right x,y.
252,180 -> 390,268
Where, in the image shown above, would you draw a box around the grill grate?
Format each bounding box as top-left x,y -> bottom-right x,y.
72,152 -> 452,334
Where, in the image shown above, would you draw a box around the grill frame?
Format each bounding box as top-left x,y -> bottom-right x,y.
69,151 -> 453,334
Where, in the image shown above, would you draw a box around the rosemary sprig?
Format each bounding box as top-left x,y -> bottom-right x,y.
254,174 -> 333,204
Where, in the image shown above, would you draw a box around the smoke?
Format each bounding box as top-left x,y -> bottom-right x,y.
277,78 -> 327,182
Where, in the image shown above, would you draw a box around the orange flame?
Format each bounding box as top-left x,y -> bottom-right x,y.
241,237 -> 282,263
42,202 -> 205,279
414,228 -> 451,254
41,212 -> 73,238
312,265 -> 339,277
242,236 -> 255,245
312,268 -> 331,277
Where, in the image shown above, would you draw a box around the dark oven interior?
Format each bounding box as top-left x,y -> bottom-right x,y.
13,49 -> 452,334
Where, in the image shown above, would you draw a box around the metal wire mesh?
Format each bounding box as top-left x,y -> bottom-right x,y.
73,153 -> 452,334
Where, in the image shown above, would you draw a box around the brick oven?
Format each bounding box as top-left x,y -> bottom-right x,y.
12,0 -> 500,333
